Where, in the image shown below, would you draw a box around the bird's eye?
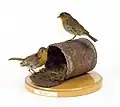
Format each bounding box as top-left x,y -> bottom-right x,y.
41,50 -> 43,52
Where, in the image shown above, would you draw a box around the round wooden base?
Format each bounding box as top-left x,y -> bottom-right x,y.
25,71 -> 102,97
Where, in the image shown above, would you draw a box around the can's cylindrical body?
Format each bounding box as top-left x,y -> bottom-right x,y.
30,38 -> 97,87
48,38 -> 97,79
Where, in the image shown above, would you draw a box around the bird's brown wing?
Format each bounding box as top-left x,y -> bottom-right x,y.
70,18 -> 89,34
72,18 -> 84,28
25,54 -> 39,65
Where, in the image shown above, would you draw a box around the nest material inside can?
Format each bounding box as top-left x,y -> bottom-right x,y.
30,46 -> 67,88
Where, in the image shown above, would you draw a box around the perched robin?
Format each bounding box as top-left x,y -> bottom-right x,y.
8,47 -> 48,73
57,12 -> 98,42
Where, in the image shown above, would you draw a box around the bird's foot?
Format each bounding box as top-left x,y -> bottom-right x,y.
28,69 -> 33,74
65,39 -> 72,42
28,69 -> 36,74
31,69 -> 36,73
68,39 -> 72,41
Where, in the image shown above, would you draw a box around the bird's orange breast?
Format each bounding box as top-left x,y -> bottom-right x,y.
61,17 -> 67,24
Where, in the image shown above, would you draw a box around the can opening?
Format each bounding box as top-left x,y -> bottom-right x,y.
30,46 -> 67,87
45,46 -> 67,69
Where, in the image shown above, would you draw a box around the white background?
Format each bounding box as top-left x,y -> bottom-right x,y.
0,0 -> 120,107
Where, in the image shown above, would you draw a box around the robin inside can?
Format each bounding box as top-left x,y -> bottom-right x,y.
57,12 -> 98,42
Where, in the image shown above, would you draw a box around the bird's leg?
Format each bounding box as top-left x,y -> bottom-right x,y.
31,69 -> 36,73
71,35 -> 77,40
28,69 -> 33,74
68,35 -> 76,41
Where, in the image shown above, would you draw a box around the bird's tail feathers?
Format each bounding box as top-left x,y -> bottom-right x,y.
83,30 -> 98,42
87,34 -> 98,42
8,57 -> 24,61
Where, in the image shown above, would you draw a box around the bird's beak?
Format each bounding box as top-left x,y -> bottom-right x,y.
57,15 -> 60,18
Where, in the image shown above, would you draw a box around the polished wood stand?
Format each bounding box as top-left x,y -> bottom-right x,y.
25,71 -> 102,97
